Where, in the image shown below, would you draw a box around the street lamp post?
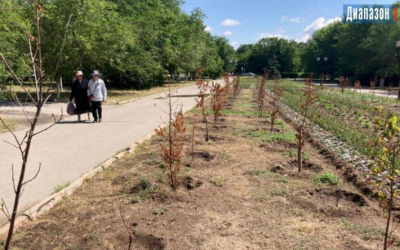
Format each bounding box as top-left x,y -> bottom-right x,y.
293,62 -> 299,81
316,56 -> 328,81
395,41 -> 400,99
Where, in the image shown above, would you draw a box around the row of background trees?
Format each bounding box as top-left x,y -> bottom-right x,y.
3,0 -> 400,88
236,19 -> 400,86
0,0 -> 236,89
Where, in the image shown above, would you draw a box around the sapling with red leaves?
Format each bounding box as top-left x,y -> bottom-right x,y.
155,87 -> 186,191
339,76 -> 347,96
368,106 -> 400,250
387,82 -> 393,102
266,82 -> 283,132
320,73 -> 324,90
210,81 -> 228,125
210,74 -> 230,125
297,74 -> 319,172
195,67 -> 210,141
370,76 -> 377,102
0,2 -> 70,248
233,77 -> 241,97
353,80 -> 361,98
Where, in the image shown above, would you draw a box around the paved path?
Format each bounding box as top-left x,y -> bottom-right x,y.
0,79 -> 228,227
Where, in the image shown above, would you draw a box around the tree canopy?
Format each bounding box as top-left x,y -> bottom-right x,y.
237,18 -> 400,84
0,0 -> 236,89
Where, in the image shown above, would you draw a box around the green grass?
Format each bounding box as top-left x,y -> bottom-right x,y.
220,110 -> 259,116
130,178 -> 160,203
244,129 -> 296,143
53,182 -> 71,193
239,76 -> 258,89
0,118 -> 19,133
209,177 -> 226,187
264,80 -> 374,155
235,102 -> 255,108
246,167 -> 289,183
283,149 -> 297,159
153,206 -> 169,215
146,159 -> 167,169
314,172 -> 338,186
271,187 -> 286,196
10,81 -> 197,104
340,218 -> 390,242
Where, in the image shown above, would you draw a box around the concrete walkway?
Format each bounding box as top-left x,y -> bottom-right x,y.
0,79 -> 227,227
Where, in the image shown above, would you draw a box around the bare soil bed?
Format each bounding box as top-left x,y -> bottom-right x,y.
2,88 -> 399,250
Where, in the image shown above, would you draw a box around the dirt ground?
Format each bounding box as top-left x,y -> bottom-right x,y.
2,87 -> 400,250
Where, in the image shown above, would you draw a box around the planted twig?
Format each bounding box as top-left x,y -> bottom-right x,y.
116,198 -> 135,250
266,81 -> 283,132
233,77 -> 240,97
370,76 -> 377,103
353,80 -> 361,98
339,76 -> 347,96
297,74 -> 319,172
195,67 -> 210,141
387,82 -> 393,102
367,106 -> 400,250
1,2 -> 68,248
320,73 -> 324,90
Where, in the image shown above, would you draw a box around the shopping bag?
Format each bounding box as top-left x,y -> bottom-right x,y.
67,102 -> 76,116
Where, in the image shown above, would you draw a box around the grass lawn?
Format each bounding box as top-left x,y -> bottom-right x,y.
8,81 -> 197,104
254,79 -> 400,155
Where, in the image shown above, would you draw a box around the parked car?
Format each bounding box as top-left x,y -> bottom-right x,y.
245,72 -> 255,76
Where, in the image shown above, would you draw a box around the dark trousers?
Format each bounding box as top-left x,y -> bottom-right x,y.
91,101 -> 102,121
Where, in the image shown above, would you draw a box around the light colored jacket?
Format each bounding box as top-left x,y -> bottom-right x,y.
88,78 -> 107,102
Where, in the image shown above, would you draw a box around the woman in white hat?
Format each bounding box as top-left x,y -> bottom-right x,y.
69,71 -> 91,122
88,70 -> 107,123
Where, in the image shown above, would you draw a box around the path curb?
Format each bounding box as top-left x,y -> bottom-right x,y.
117,97 -> 139,105
0,124 -> 165,237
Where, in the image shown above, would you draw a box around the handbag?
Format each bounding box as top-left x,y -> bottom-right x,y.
67,102 -> 76,115
88,82 -> 100,102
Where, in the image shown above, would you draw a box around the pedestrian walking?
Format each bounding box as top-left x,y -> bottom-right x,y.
88,70 -> 107,123
69,71 -> 91,122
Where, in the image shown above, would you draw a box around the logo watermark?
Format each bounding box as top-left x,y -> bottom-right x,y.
343,4 -> 398,23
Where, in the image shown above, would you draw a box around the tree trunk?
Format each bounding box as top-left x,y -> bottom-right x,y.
297,126 -> 303,172
56,76 -> 62,100
384,150 -> 397,250
5,106 -> 42,250
397,80 -> 400,100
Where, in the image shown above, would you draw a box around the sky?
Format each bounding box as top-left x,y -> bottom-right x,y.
182,0 -> 388,49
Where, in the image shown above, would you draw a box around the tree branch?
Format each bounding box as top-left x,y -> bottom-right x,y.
32,109 -> 63,137
0,53 -> 37,105
22,163 -> 41,187
45,13 -> 73,96
11,165 -> 16,193
0,199 -> 11,221
0,117 -> 23,153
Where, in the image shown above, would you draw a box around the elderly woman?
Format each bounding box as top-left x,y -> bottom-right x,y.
88,70 -> 107,123
69,71 -> 91,122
